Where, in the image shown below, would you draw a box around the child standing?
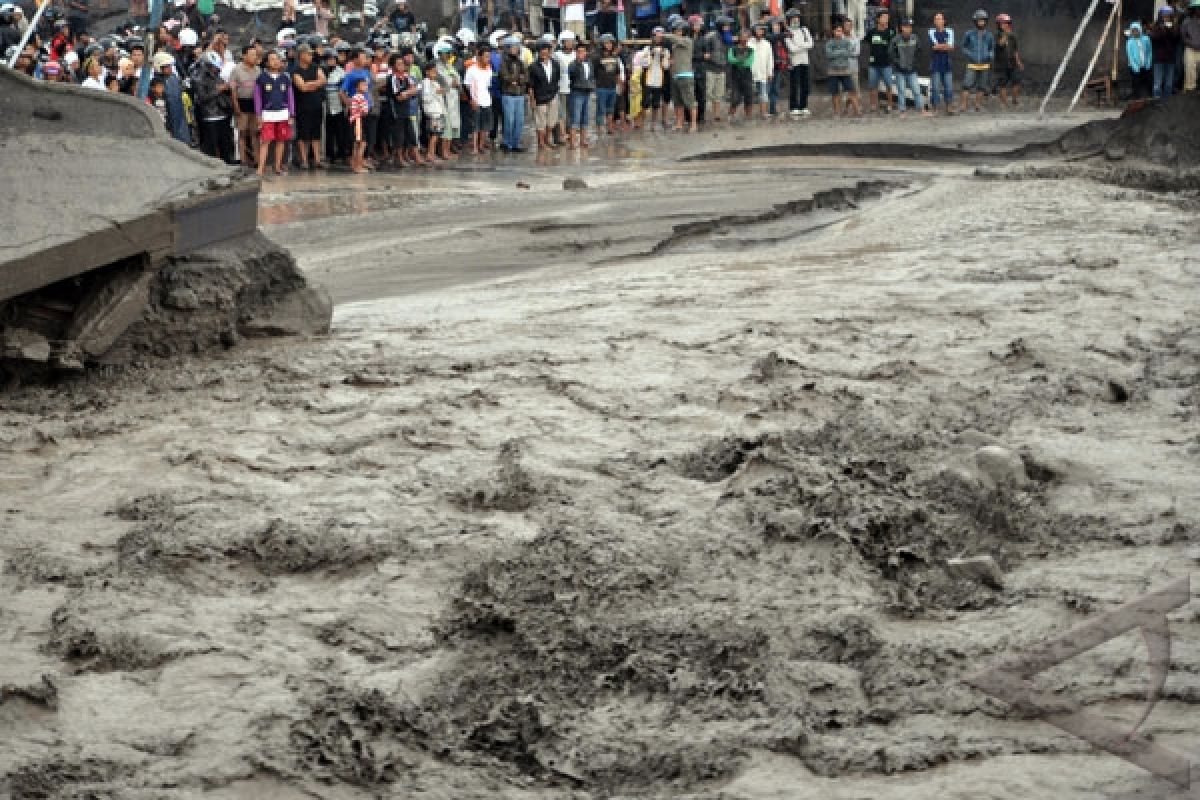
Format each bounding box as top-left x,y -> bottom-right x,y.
422,62 -> 447,164
348,76 -> 370,173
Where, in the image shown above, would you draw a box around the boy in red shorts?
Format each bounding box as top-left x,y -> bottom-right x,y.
254,51 -> 296,176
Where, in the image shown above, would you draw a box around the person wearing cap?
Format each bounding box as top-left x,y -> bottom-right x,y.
927,11 -> 954,114
993,13 -> 1023,107
290,43 -> 327,168
230,45 -> 261,167
664,18 -> 698,132
890,18 -> 929,115
1151,7 -> 1181,98
1181,0 -> 1200,91
154,51 -> 192,142
498,35 -> 529,151
1126,21 -> 1153,100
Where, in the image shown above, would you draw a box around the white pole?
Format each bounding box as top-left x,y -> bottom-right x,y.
7,0 -> 51,68
1038,0 -> 1103,118
1068,0 -> 1121,113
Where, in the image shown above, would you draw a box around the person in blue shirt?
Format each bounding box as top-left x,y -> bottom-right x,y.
339,47 -> 373,113
1126,21 -> 1153,100
960,8 -> 995,112
927,12 -> 955,114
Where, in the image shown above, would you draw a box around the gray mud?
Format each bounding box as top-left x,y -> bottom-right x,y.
1,113 -> 1198,800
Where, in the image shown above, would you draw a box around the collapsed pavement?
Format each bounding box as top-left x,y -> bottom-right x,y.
0,67 -> 331,380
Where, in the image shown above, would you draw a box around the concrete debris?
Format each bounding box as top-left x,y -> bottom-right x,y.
945,555 -> 1005,589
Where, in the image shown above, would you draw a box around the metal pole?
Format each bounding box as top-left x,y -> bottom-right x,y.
6,0 -> 51,68
1111,0 -> 1121,82
1068,0 -> 1120,113
136,0 -> 164,99
1038,0 -> 1102,118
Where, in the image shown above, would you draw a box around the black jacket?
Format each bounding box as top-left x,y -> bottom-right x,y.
568,57 -> 594,91
527,58 -> 561,104
499,52 -> 529,95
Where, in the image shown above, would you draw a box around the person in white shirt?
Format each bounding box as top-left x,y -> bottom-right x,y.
783,10 -> 813,116
81,56 -> 106,89
748,22 -> 773,119
421,61 -> 447,163
463,42 -> 494,154
552,29 -> 575,145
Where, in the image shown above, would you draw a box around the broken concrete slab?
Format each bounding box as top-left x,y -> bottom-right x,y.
946,555 -> 1005,589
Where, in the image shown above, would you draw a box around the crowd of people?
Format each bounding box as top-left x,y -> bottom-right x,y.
4,0 -> 1200,173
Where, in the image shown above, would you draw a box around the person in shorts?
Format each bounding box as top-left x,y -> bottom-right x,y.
825,22 -> 860,116
960,8 -> 994,112
528,37 -> 562,149
665,17 -> 697,132
464,42 -> 495,154
637,27 -> 670,130
422,61 -> 447,163
253,50 -> 294,176
993,13 -> 1024,107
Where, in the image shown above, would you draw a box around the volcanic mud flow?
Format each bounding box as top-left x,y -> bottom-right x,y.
1,118 -> 1200,799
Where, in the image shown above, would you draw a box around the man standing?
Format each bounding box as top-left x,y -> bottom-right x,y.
1150,8 -> 1180,98
702,16 -> 732,122
863,9 -> 895,113
464,42 -> 496,153
749,21 -> 773,118
784,9 -> 813,117
1182,0 -> 1200,92
194,52 -> 236,163
890,18 -> 929,115
960,8 -> 994,112
498,35 -> 530,151
927,11 -> 954,114
230,46 -> 261,167
689,14 -> 707,125
993,12 -> 1023,107
665,16 -> 698,132
291,44 -> 326,168
825,22 -> 860,116
528,38 -> 561,149
323,49 -> 349,164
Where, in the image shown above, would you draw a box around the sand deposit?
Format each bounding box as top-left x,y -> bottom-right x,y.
1,106 -> 1198,799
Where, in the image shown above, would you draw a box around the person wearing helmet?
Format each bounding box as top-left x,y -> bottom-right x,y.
1182,0 -> 1200,91
749,21 -> 772,118
255,50 -> 296,175
889,18 -> 929,115
960,8 -> 994,112
701,17 -> 732,122
665,16 -> 698,132
591,33 -> 624,135
992,13 -> 1022,107
927,11 -> 954,114
1150,6 -> 1180,98
783,10 -> 813,117
864,9 -> 896,114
